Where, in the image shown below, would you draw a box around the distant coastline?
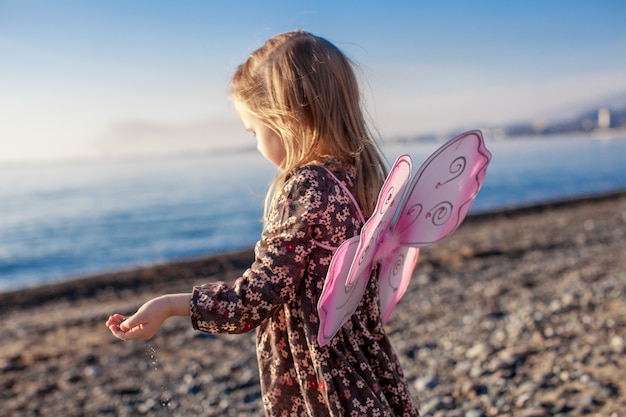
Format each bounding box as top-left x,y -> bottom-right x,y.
386,99 -> 626,144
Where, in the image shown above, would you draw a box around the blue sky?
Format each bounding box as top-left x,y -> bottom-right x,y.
1,0 -> 625,162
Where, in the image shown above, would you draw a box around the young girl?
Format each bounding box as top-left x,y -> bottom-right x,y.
106,30 -> 419,416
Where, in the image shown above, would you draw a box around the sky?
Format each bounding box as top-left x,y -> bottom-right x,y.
1,0 -> 625,163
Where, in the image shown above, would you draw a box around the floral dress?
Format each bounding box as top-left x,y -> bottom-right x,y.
190,157 -> 419,416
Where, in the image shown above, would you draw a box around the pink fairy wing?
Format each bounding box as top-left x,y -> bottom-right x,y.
344,155 -> 412,287
317,236 -> 368,346
377,246 -> 419,324
317,130 -> 492,344
376,130 -> 491,322
317,156 -> 412,346
393,130 -> 491,246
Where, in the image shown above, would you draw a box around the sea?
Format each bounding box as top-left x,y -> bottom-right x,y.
1,132 -> 625,292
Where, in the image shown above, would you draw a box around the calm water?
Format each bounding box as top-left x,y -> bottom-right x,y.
1,133 -> 625,291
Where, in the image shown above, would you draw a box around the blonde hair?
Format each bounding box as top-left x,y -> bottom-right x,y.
231,30 -> 387,217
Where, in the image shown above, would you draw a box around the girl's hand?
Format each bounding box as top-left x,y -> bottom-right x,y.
106,296 -> 170,340
106,313 -> 129,338
106,293 -> 192,341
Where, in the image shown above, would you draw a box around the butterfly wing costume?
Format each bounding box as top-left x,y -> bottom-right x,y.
318,130 -> 492,345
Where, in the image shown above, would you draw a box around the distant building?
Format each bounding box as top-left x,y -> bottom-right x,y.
598,108 -> 611,129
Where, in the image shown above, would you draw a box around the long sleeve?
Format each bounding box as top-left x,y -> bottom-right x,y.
190,166 -> 326,334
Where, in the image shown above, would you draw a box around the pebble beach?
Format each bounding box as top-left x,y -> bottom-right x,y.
1,191 -> 625,417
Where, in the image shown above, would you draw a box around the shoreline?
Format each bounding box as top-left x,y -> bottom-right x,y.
1,188 -> 624,309
1,190 -> 625,416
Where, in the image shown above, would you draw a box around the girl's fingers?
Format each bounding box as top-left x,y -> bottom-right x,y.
108,324 -> 127,340
106,314 -> 124,328
106,314 -> 153,340
119,314 -> 140,332
106,314 -> 132,340
106,313 -> 124,323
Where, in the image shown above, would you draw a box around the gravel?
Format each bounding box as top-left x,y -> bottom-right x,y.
1,191 -> 624,416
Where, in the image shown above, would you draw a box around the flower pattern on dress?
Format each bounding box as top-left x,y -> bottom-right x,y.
190,157 -> 419,416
